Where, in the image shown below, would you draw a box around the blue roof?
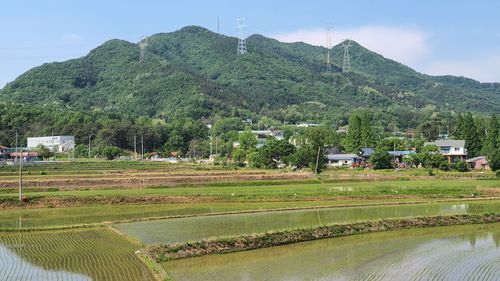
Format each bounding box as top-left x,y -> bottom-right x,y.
361,148 -> 375,156
388,150 -> 415,156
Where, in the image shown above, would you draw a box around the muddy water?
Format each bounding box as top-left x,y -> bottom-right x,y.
114,201 -> 500,244
164,224 -> 500,281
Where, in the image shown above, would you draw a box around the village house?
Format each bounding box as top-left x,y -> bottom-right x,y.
27,136 -> 75,152
424,139 -> 467,163
0,145 -> 9,161
388,150 -> 415,163
233,130 -> 284,148
326,153 -> 362,167
466,156 -> 490,171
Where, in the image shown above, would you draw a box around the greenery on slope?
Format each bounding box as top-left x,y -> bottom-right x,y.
1,25 -> 499,154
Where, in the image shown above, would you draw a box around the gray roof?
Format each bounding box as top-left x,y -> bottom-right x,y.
466,156 -> 486,163
424,139 -> 465,148
327,154 -> 361,161
361,148 -> 375,157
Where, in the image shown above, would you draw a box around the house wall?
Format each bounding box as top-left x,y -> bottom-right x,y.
439,146 -> 466,156
471,159 -> 490,170
327,159 -> 354,167
27,136 -> 75,152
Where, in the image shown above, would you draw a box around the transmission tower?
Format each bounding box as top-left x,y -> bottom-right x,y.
342,40 -> 352,73
236,18 -> 247,55
325,27 -> 332,72
139,36 -> 149,63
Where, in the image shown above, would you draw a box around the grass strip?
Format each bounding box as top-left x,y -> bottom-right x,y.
145,213 -> 500,262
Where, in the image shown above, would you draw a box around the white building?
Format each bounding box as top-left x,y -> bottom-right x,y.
27,136 -> 75,152
326,154 -> 362,167
424,139 -> 466,162
234,130 -> 284,148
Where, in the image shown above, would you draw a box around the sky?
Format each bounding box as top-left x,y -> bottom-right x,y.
1,0 -> 500,88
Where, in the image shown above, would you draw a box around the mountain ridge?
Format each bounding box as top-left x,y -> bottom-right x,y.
1,25 -> 499,125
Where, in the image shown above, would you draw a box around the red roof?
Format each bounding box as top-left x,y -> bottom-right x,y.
10,152 -> 39,157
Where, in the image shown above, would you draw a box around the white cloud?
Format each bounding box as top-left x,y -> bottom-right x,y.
270,25 -> 430,65
61,33 -> 83,43
423,56 -> 500,83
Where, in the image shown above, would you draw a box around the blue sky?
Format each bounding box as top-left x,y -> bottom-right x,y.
1,0 -> 500,88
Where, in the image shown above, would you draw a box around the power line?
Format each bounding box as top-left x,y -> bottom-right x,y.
139,36 -> 149,63
342,39 -> 352,73
0,54 -> 85,61
325,27 -> 332,73
236,18 -> 248,55
0,43 -> 98,51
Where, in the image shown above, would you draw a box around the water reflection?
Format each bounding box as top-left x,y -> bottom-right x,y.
115,201 -> 500,244
0,245 -> 90,281
165,224 -> 500,281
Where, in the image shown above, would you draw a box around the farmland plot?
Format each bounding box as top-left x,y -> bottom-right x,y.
0,228 -> 154,281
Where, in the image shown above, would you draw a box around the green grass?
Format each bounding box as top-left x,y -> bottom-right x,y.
1,178 -> 498,201
0,228 -> 155,281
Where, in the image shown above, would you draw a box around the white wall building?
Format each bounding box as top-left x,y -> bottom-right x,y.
326,154 -> 362,167
424,139 -> 467,162
27,136 -> 75,152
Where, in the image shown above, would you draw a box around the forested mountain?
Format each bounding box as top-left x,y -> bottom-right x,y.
2,26 -> 500,124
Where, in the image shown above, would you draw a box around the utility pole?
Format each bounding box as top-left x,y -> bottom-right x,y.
315,146 -> 321,175
342,40 -> 352,73
88,134 -> 91,158
236,18 -> 248,55
134,134 -> 137,160
215,136 -> 218,155
19,148 -> 23,202
141,134 -> 144,162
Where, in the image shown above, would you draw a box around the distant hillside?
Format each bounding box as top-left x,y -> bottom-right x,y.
2,25 -> 500,124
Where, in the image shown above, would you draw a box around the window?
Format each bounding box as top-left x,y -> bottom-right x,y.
454,147 -> 460,151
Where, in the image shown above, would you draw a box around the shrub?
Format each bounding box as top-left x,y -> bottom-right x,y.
370,150 -> 393,170
439,161 -> 450,171
454,160 -> 468,172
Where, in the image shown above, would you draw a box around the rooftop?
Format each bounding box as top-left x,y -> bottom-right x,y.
424,139 -> 465,148
326,154 -> 361,161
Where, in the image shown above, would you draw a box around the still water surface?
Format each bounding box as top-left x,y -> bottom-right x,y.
115,201 -> 500,244
165,223 -> 500,281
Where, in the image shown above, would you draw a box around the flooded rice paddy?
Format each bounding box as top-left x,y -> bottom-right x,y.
164,223 -> 500,281
114,201 -> 500,244
0,228 -> 154,281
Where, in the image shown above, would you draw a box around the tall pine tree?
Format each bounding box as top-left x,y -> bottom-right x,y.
345,113 -> 363,153
462,113 -> 481,157
481,114 -> 499,156
360,111 -> 376,148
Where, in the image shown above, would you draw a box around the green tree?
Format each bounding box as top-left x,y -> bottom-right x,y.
419,144 -> 445,168
344,113 -> 363,153
481,114 -> 498,156
462,113 -> 481,157
360,111 -> 376,148
488,148 -> 500,171
454,160 -> 468,172
102,146 -> 121,160
251,139 -> 296,169
289,146 -> 315,170
36,144 -> 54,159
238,129 -> 257,151
370,149 -> 393,170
